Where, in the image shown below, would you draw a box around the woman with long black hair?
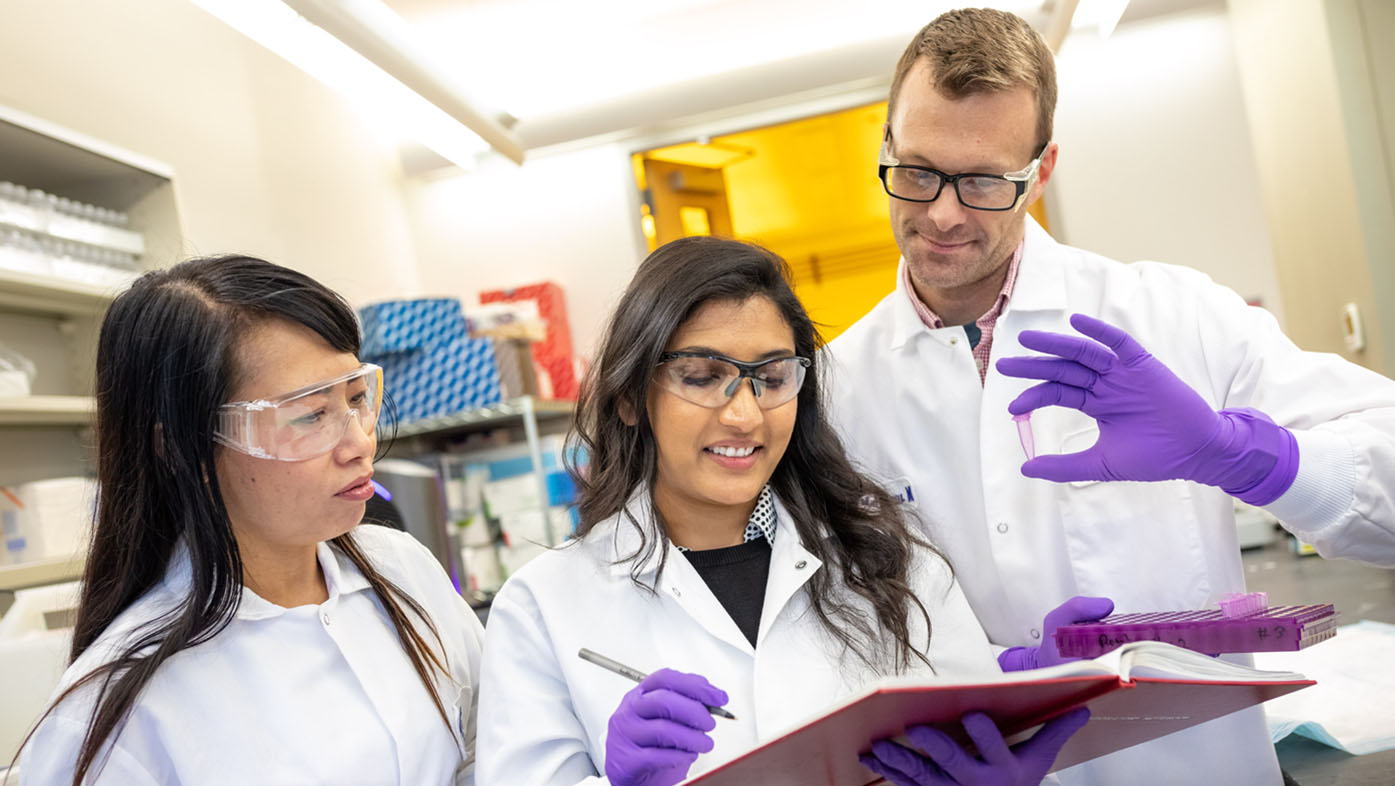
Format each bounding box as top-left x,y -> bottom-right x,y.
476,236 -> 1087,786
17,256 -> 483,785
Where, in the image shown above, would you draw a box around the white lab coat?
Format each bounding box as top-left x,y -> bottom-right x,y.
476,491 -> 1002,786
20,524 -> 484,786
827,217 -> 1395,786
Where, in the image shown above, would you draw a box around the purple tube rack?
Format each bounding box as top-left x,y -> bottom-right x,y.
1054,603 -> 1339,659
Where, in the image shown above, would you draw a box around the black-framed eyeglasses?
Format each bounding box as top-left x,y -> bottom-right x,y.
878,132 -> 1049,212
654,351 -> 811,410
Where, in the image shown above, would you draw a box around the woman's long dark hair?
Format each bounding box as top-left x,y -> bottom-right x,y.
16,255 -> 455,784
571,235 -> 944,673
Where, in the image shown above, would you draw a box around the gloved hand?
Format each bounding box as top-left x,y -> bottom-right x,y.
604,668 -> 729,786
998,596 -> 1115,672
995,314 -> 1299,506
860,708 -> 1090,786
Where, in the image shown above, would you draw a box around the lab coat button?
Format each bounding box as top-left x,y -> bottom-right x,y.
794,560 -> 807,570
1030,628 -> 1041,640
321,612 -> 331,626
671,587 -> 681,598
996,522 -> 1009,534
949,337 -> 959,346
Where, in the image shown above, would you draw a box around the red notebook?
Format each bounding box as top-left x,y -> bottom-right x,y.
681,641 -> 1313,786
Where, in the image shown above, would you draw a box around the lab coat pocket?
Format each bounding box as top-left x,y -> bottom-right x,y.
1056,476 -> 1212,609
1057,425 -> 1103,488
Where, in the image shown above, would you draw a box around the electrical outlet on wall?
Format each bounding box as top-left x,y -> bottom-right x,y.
1342,303 -> 1365,352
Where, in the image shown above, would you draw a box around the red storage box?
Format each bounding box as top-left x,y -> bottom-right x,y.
480,282 -> 578,400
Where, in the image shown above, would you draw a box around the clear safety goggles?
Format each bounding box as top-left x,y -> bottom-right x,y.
653,352 -> 811,410
214,363 -> 383,461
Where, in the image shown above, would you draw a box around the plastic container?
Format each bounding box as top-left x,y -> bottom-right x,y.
1054,603 -> 1339,658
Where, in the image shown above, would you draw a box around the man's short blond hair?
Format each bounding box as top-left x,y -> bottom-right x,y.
888,8 -> 1057,151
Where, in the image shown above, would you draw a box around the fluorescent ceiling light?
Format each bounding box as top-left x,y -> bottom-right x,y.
191,0 -> 497,169
407,0 -> 1044,121
1072,0 -> 1130,38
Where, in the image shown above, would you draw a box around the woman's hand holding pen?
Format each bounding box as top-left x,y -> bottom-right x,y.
604,668 -> 731,786
860,709 -> 1091,786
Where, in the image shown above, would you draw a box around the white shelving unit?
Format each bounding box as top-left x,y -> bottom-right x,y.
0,395 -> 95,427
0,553 -> 85,592
385,396 -> 575,606
0,103 -> 183,589
0,266 -> 123,317
390,398 -> 575,542
392,396 -> 575,441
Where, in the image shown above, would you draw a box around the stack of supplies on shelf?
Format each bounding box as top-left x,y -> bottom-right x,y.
468,300 -> 543,399
0,477 -> 95,566
359,298 -> 503,424
0,181 -> 142,288
480,282 -> 579,400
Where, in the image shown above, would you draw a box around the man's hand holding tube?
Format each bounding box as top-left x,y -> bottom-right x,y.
995,313 -> 1299,506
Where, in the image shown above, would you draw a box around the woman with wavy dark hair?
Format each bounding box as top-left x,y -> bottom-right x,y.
477,236 -> 1086,786
16,256 -> 483,785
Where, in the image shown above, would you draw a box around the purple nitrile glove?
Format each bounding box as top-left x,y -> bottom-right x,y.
860,708 -> 1091,786
604,668 -> 729,786
994,314 -> 1299,506
998,596 -> 1115,672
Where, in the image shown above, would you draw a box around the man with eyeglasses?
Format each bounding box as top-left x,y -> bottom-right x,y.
827,8 -> 1395,786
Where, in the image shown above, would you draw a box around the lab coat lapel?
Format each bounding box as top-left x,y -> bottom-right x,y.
662,551 -> 757,656
757,497 -> 822,646
888,260 -> 932,351
986,214 -> 1080,455
1004,216 -> 1070,315
603,491 -> 758,657
988,216 -> 1093,470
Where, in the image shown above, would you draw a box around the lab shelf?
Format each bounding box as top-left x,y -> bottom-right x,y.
0,553 -> 85,592
0,103 -> 172,206
0,266 -> 122,316
0,104 -> 181,598
0,199 -> 145,255
384,396 -> 576,591
391,396 -> 574,440
0,395 -> 96,427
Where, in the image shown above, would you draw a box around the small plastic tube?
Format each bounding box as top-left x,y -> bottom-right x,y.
1012,412 -> 1035,461
1219,591 -> 1268,618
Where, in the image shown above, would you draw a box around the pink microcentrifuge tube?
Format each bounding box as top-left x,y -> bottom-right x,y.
1012,412 -> 1035,460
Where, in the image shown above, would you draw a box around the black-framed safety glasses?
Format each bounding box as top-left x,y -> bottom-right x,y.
878,131 -> 1050,212
654,351 -> 811,410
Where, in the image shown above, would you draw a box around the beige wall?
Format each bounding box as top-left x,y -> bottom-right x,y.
1052,7 -> 1284,325
403,144 -> 645,360
0,0 -> 423,306
1228,0 -> 1395,373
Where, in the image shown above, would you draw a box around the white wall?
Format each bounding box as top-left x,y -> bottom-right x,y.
0,0 -> 423,306
1051,6 -> 1284,324
403,145 -> 646,360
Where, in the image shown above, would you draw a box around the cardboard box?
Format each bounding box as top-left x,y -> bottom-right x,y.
480,282 -> 578,400
491,338 -> 539,398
